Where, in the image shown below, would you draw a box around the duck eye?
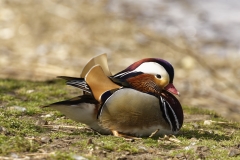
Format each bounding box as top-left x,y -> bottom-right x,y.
155,74 -> 161,79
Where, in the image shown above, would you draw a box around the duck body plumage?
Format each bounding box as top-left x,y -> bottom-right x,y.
43,54 -> 183,138
99,88 -> 182,137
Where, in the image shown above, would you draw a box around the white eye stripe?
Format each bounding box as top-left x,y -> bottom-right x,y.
133,62 -> 169,82
114,62 -> 170,84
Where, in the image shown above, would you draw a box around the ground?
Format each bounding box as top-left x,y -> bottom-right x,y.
0,79 -> 239,160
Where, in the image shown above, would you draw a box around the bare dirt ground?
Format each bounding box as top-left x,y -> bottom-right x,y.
0,0 -> 240,122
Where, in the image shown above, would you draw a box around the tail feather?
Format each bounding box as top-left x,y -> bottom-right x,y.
41,95 -> 103,129
42,95 -> 98,108
57,76 -> 83,81
57,76 -> 91,93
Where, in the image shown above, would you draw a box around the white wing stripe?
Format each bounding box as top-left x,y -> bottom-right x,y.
114,71 -> 134,78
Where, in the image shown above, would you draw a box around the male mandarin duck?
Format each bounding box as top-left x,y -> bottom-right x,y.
43,54 -> 183,138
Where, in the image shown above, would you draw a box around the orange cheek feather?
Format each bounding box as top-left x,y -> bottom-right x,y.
126,74 -> 160,94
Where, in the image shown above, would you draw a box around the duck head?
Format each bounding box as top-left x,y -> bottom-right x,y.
113,58 -> 179,96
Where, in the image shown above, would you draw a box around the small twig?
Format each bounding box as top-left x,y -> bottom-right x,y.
43,125 -> 91,131
204,120 -> 230,125
149,129 -> 159,138
228,130 -> 235,136
26,152 -> 55,156
209,120 -> 229,124
164,135 -> 181,143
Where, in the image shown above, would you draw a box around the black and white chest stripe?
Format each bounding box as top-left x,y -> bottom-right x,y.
159,96 -> 180,132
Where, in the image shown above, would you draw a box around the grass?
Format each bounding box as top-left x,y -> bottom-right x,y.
0,78 -> 240,159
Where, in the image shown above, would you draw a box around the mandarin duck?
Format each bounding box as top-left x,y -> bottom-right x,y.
43,54 -> 183,138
